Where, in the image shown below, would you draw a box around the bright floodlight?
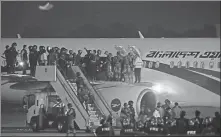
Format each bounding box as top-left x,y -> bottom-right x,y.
19,62 -> 24,66
152,84 -> 163,93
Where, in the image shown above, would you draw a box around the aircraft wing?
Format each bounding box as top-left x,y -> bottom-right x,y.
10,81 -> 50,90
1,74 -> 37,85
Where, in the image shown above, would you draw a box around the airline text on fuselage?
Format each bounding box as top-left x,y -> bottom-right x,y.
146,51 -> 221,58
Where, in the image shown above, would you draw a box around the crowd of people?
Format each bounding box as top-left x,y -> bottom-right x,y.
116,99 -> 220,136
2,42 -> 144,83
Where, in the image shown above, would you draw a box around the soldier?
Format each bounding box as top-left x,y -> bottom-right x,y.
128,100 -> 135,128
122,53 -> 133,83
120,103 -> 131,126
137,106 -> 148,131
95,118 -> 115,136
75,72 -> 87,104
65,103 -> 76,137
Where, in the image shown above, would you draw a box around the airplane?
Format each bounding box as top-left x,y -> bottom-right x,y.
1,34 -> 220,119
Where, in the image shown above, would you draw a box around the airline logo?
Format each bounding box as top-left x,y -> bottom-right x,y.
111,98 -> 121,112
146,51 -> 221,58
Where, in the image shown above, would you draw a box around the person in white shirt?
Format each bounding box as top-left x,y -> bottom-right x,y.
156,102 -> 165,118
153,108 -> 161,118
133,54 -> 143,83
172,102 -> 182,119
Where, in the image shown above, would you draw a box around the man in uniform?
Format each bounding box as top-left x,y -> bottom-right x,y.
113,51 -> 122,81
75,72 -> 89,109
65,103 -> 76,137
105,53 -> 113,81
95,118 -> 114,136
122,53 -> 133,83
75,72 -> 86,103
120,103 -> 131,127
128,100 -> 135,128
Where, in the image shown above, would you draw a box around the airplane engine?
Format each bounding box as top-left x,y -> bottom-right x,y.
95,83 -> 157,119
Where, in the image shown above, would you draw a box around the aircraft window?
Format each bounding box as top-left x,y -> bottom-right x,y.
148,61 -> 153,68
218,62 -> 220,68
170,61 -> 174,68
209,61 -> 214,69
28,94 -> 36,109
193,61 -> 198,68
177,61 -> 182,68
155,61 -> 160,68
185,61 -> 190,68
200,62 -> 205,69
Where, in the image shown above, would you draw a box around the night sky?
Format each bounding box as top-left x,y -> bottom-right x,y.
1,1 -> 220,38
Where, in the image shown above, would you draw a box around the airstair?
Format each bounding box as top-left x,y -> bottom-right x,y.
37,65 -> 112,130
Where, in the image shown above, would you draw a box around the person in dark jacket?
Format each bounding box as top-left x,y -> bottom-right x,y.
75,72 -> 87,104
58,54 -> 67,79
176,111 -> 189,135
191,110 -> 203,134
20,45 -> 28,74
89,50 -> 97,82
8,42 -> 18,74
2,45 -> 10,74
212,112 -> 220,135
84,48 -> 92,79
65,103 -> 76,137
29,45 -> 38,77
75,50 -> 82,66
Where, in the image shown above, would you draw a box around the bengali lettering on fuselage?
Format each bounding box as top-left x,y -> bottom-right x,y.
146,51 -> 221,58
